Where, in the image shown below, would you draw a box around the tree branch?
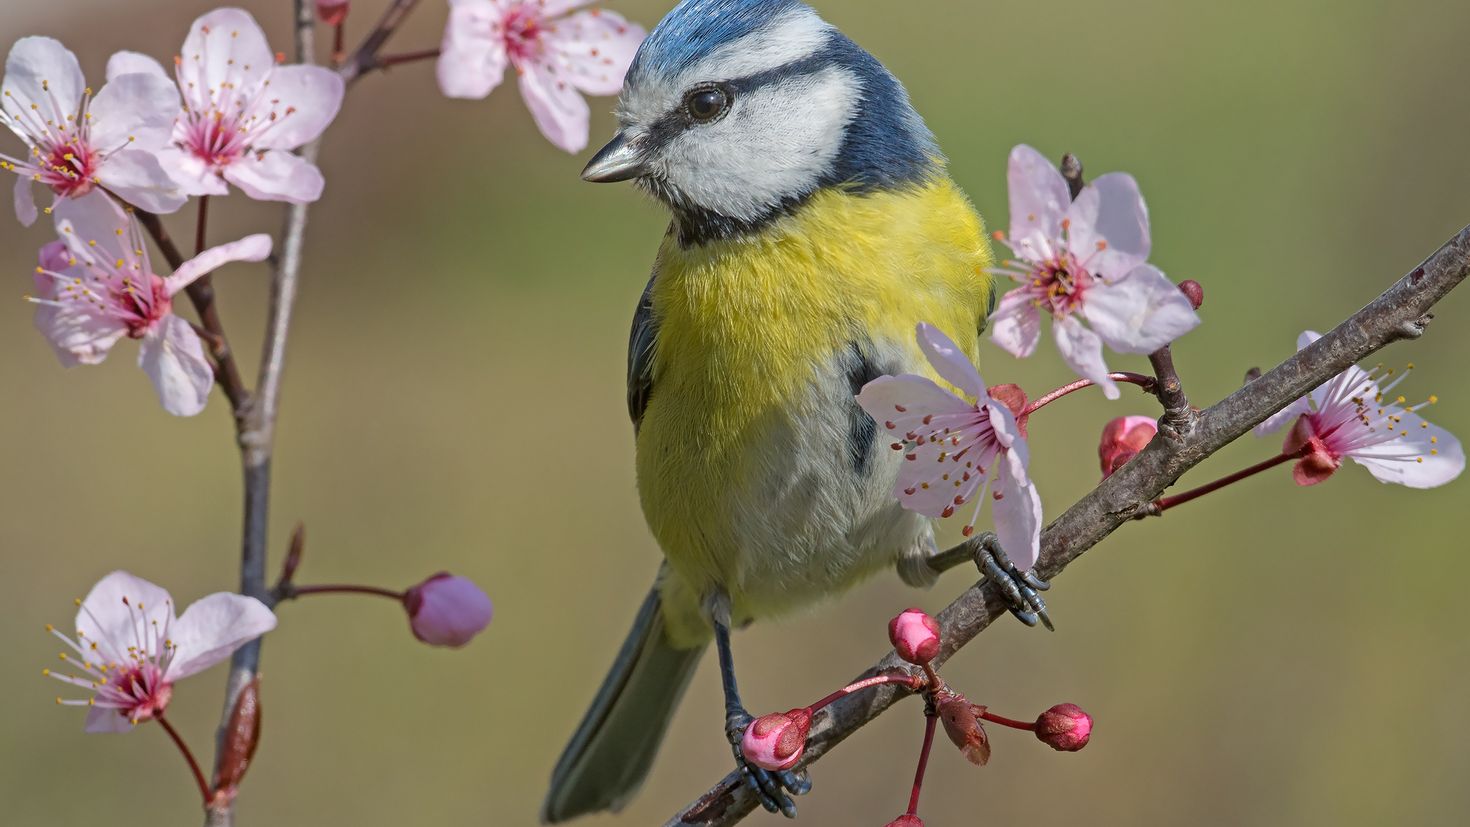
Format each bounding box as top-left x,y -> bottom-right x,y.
668,224 -> 1470,826
338,0 -> 423,86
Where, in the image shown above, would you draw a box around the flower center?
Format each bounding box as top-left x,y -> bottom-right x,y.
181,111 -> 247,169
117,275 -> 173,338
1027,254 -> 1093,315
40,141 -> 99,197
501,5 -> 545,63
106,662 -> 174,724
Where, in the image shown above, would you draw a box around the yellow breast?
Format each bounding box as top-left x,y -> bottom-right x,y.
637,176 -> 994,643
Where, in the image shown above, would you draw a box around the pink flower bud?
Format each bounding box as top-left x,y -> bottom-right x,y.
740,708 -> 812,771
403,573 -> 492,647
888,608 -> 941,665
885,816 -> 924,827
316,0 -> 349,25
936,690 -> 990,766
1098,415 -> 1158,478
1178,279 -> 1205,310
1035,703 -> 1093,752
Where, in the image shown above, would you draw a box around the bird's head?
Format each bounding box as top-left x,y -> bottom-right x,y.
582,0 -> 939,244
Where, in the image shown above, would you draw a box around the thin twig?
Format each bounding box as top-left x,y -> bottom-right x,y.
667,224 -> 1470,826
338,0 -> 423,85
1149,345 -> 1195,434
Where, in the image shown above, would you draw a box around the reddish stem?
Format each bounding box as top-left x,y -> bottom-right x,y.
156,712 -> 212,806
906,709 -> 938,817
333,23 -> 346,64
807,673 -> 922,714
1022,372 -> 1158,416
375,48 -> 440,69
976,709 -> 1035,732
194,195 -> 209,256
289,584 -> 405,601
1150,449 -> 1305,514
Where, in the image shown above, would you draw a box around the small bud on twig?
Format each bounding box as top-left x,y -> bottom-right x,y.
1034,703 -> 1093,752
404,573 -> 494,647
935,690 -> 990,766
315,0 -> 349,26
1099,416 -> 1159,478
741,709 -> 812,771
888,609 -> 941,666
211,678 -> 262,804
1178,279 -> 1205,310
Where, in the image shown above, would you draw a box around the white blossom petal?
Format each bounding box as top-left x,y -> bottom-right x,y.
989,288 -> 1041,358
138,315 -> 213,416
1066,172 -> 1150,279
165,592 -> 277,680
1054,315 -> 1118,399
221,149 -> 325,203
437,0 -> 509,99
916,323 -> 985,398
1006,144 -> 1070,258
1082,264 -> 1199,354
517,58 -> 591,153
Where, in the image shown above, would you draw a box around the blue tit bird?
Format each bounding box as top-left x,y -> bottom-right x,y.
541,0 -> 1047,821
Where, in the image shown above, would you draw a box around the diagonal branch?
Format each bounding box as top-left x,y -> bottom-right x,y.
668,224 -> 1470,826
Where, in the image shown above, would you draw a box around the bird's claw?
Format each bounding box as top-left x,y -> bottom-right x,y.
974,535 -> 1053,631
726,711 -> 811,818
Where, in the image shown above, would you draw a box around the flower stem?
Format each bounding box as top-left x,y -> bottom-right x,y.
807,672 -> 923,714
195,195 -> 209,256
375,48 -> 440,69
976,709 -> 1035,732
333,23 -> 346,65
1147,449 -> 1305,515
288,584 -> 406,601
906,707 -> 938,817
1022,372 -> 1158,416
156,712 -> 212,806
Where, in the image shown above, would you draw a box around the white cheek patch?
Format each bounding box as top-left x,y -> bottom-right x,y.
658,66 -> 860,222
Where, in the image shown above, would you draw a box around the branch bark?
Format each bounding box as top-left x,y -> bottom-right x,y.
668,224 -> 1470,826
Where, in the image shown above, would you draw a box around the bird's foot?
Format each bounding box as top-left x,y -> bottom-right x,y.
726,710 -> 812,818
974,534 -> 1053,631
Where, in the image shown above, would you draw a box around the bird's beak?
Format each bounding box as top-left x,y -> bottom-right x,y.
581,131 -> 648,183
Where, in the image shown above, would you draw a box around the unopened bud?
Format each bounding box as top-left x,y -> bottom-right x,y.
403,573 -> 493,647
1178,279 -> 1204,310
1098,415 -> 1158,478
277,522 -> 305,589
741,708 -> 812,771
936,690 -> 990,766
1035,703 -> 1092,752
888,608 -> 941,665
211,678 -> 262,802
316,0 -> 350,25
885,816 -> 924,827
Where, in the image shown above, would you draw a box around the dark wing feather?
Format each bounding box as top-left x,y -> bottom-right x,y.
627,272 -> 659,432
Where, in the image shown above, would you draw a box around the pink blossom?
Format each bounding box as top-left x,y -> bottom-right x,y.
404,573 -> 493,647
856,323 -> 1043,570
1,37 -> 185,225
437,0 -> 646,153
887,608 -> 941,665
113,9 -> 344,203
740,708 -> 811,772
30,193 -> 271,416
1098,415 -> 1158,478
990,145 -> 1200,399
1256,331 -> 1464,488
44,571 -> 276,733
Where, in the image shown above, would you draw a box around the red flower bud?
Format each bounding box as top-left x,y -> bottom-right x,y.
403,573 -> 493,647
1098,415 -> 1158,478
885,816 -> 925,827
1035,703 -> 1092,752
316,0 -> 349,26
1178,279 -> 1205,310
211,678 -> 262,805
888,608 -> 941,665
986,383 -> 1030,435
936,690 -> 990,766
741,708 -> 812,771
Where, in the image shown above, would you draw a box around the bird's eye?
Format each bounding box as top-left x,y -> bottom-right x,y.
684,86 -> 731,123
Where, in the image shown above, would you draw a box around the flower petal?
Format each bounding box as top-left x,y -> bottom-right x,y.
857,374 -> 975,428
246,65 -> 344,150
545,9 -> 645,96
75,571 -> 176,667
13,174 -> 37,226
3,37 -> 86,132
53,191 -> 132,265
176,8 -> 274,113
165,593 -> 277,681
96,148 -> 187,214
518,59 -> 591,153
105,51 -> 169,82
221,149 -> 325,203
166,234 -> 272,295
1082,264 -> 1200,354
83,705 -> 135,734
1254,397 -> 1311,436
915,323 -> 985,398
1005,144 -> 1069,258
138,315 -> 213,416
32,289 -> 127,367
88,71 -> 180,153
437,0 -> 509,99
989,288 -> 1041,358
1350,416 -> 1465,489
156,146 -> 229,197
992,449 -> 1043,572
1066,172 -> 1151,279
1054,315 -> 1118,399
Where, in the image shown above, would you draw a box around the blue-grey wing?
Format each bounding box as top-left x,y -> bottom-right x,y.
627,272 -> 658,432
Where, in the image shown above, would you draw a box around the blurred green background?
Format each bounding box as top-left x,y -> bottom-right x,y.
4,0 -> 1470,824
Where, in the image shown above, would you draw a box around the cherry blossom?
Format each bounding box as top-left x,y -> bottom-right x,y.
44,571 -> 276,733
437,0 -> 646,153
1256,331 -> 1464,488
990,144 -> 1200,398
29,193 -> 271,416
857,323 -> 1043,570
111,8 -> 344,203
1,37 -> 185,225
